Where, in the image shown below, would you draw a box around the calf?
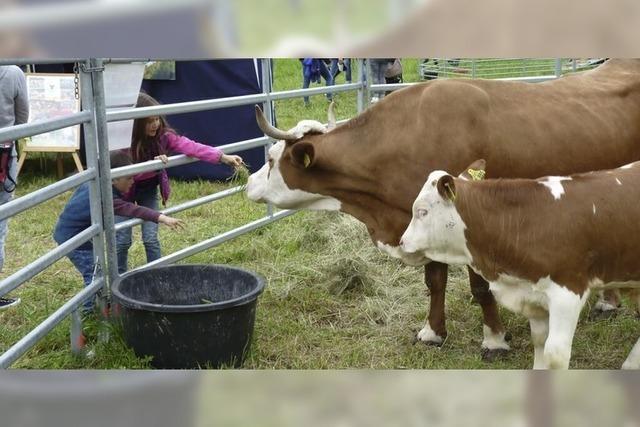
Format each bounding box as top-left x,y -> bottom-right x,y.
400,160 -> 640,369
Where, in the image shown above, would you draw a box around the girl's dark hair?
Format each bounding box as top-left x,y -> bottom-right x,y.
130,92 -> 174,162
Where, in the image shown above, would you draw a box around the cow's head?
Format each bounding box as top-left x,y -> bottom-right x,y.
246,104 -> 342,211
400,160 -> 486,265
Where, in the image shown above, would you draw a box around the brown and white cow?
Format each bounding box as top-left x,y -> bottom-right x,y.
400,160 -> 640,369
247,59 -> 640,358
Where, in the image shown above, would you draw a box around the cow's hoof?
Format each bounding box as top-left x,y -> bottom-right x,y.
481,348 -> 510,362
419,338 -> 443,348
411,325 -> 446,347
411,332 -> 444,347
588,308 -> 618,321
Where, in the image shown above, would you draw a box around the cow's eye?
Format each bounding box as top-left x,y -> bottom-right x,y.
417,209 -> 428,218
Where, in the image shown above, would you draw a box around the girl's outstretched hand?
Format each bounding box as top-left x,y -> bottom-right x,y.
154,155 -> 169,164
158,214 -> 185,230
221,154 -> 243,167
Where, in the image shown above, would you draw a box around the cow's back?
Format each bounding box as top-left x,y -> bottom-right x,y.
441,61 -> 639,175
478,61 -> 640,178
457,163 -> 640,291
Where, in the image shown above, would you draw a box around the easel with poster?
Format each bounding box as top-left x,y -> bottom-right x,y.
18,73 -> 83,177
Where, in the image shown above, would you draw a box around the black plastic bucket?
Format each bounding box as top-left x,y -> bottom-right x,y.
111,264 -> 265,369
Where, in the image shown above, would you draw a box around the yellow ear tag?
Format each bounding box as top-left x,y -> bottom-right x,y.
303,153 -> 311,168
468,168 -> 485,181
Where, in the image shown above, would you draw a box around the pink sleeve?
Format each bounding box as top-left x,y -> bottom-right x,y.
163,132 -> 223,164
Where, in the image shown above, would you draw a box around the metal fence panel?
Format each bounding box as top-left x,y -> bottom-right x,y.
418,58 -> 604,80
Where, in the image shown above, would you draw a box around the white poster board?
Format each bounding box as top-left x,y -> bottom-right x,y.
18,64 -> 145,177
25,73 -> 80,151
103,63 -> 145,150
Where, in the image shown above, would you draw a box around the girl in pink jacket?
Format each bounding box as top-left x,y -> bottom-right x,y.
115,92 -> 242,273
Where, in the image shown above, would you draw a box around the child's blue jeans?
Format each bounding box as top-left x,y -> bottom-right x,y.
66,247 -> 96,313
115,185 -> 161,274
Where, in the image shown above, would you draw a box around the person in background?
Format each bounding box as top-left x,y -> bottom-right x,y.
330,58 -> 352,84
300,58 -> 334,106
0,65 -> 28,311
116,92 -> 242,274
54,151 -> 184,313
369,58 -> 394,103
384,58 -> 403,84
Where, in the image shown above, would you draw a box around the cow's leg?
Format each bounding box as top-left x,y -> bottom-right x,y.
416,262 -> 448,345
529,317 -> 549,369
468,268 -> 510,360
543,285 -> 587,369
622,336 -> 640,369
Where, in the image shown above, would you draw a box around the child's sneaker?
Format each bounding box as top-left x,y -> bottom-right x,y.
0,296 -> 20,311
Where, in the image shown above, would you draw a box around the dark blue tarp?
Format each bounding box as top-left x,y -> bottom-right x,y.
141,59 -> 265,181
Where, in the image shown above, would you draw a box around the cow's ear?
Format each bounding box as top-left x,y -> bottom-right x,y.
437,175 -> 457,201
459,159 -> 486,181
291,142 -> 315,169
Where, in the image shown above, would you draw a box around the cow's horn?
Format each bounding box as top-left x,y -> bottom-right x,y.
255,105 -> 296,141
327,102 -> 336,131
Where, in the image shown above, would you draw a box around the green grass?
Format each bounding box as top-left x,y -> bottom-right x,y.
1,59 -> 636,369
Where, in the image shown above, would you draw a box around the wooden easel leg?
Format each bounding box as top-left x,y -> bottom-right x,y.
56,153 -> 63,179
71,152 -> 84,173
16,151 -> 27,176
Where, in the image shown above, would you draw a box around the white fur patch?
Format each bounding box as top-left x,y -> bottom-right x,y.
481,325 -> 510,351
620,162 -> 635,169
289,120 -> 328,139
417,323 -> 444,344
490,275 -> 588,369
615,178 -> 622,185
592,203 -> 596,215
538,176 -> 572,200
529,318 -> 549,369
489,275 -> 549,319
541,279 -> 588,369
400,170 -> 473,266
622,338 -> 640,369
246,140 -> 342,210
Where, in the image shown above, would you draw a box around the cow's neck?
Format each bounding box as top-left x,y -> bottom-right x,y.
334,190 -> 411,246
315,117 -> 418,245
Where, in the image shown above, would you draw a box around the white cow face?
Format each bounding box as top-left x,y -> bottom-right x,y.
400,170 -> 473,266
246,121 -> 341,211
